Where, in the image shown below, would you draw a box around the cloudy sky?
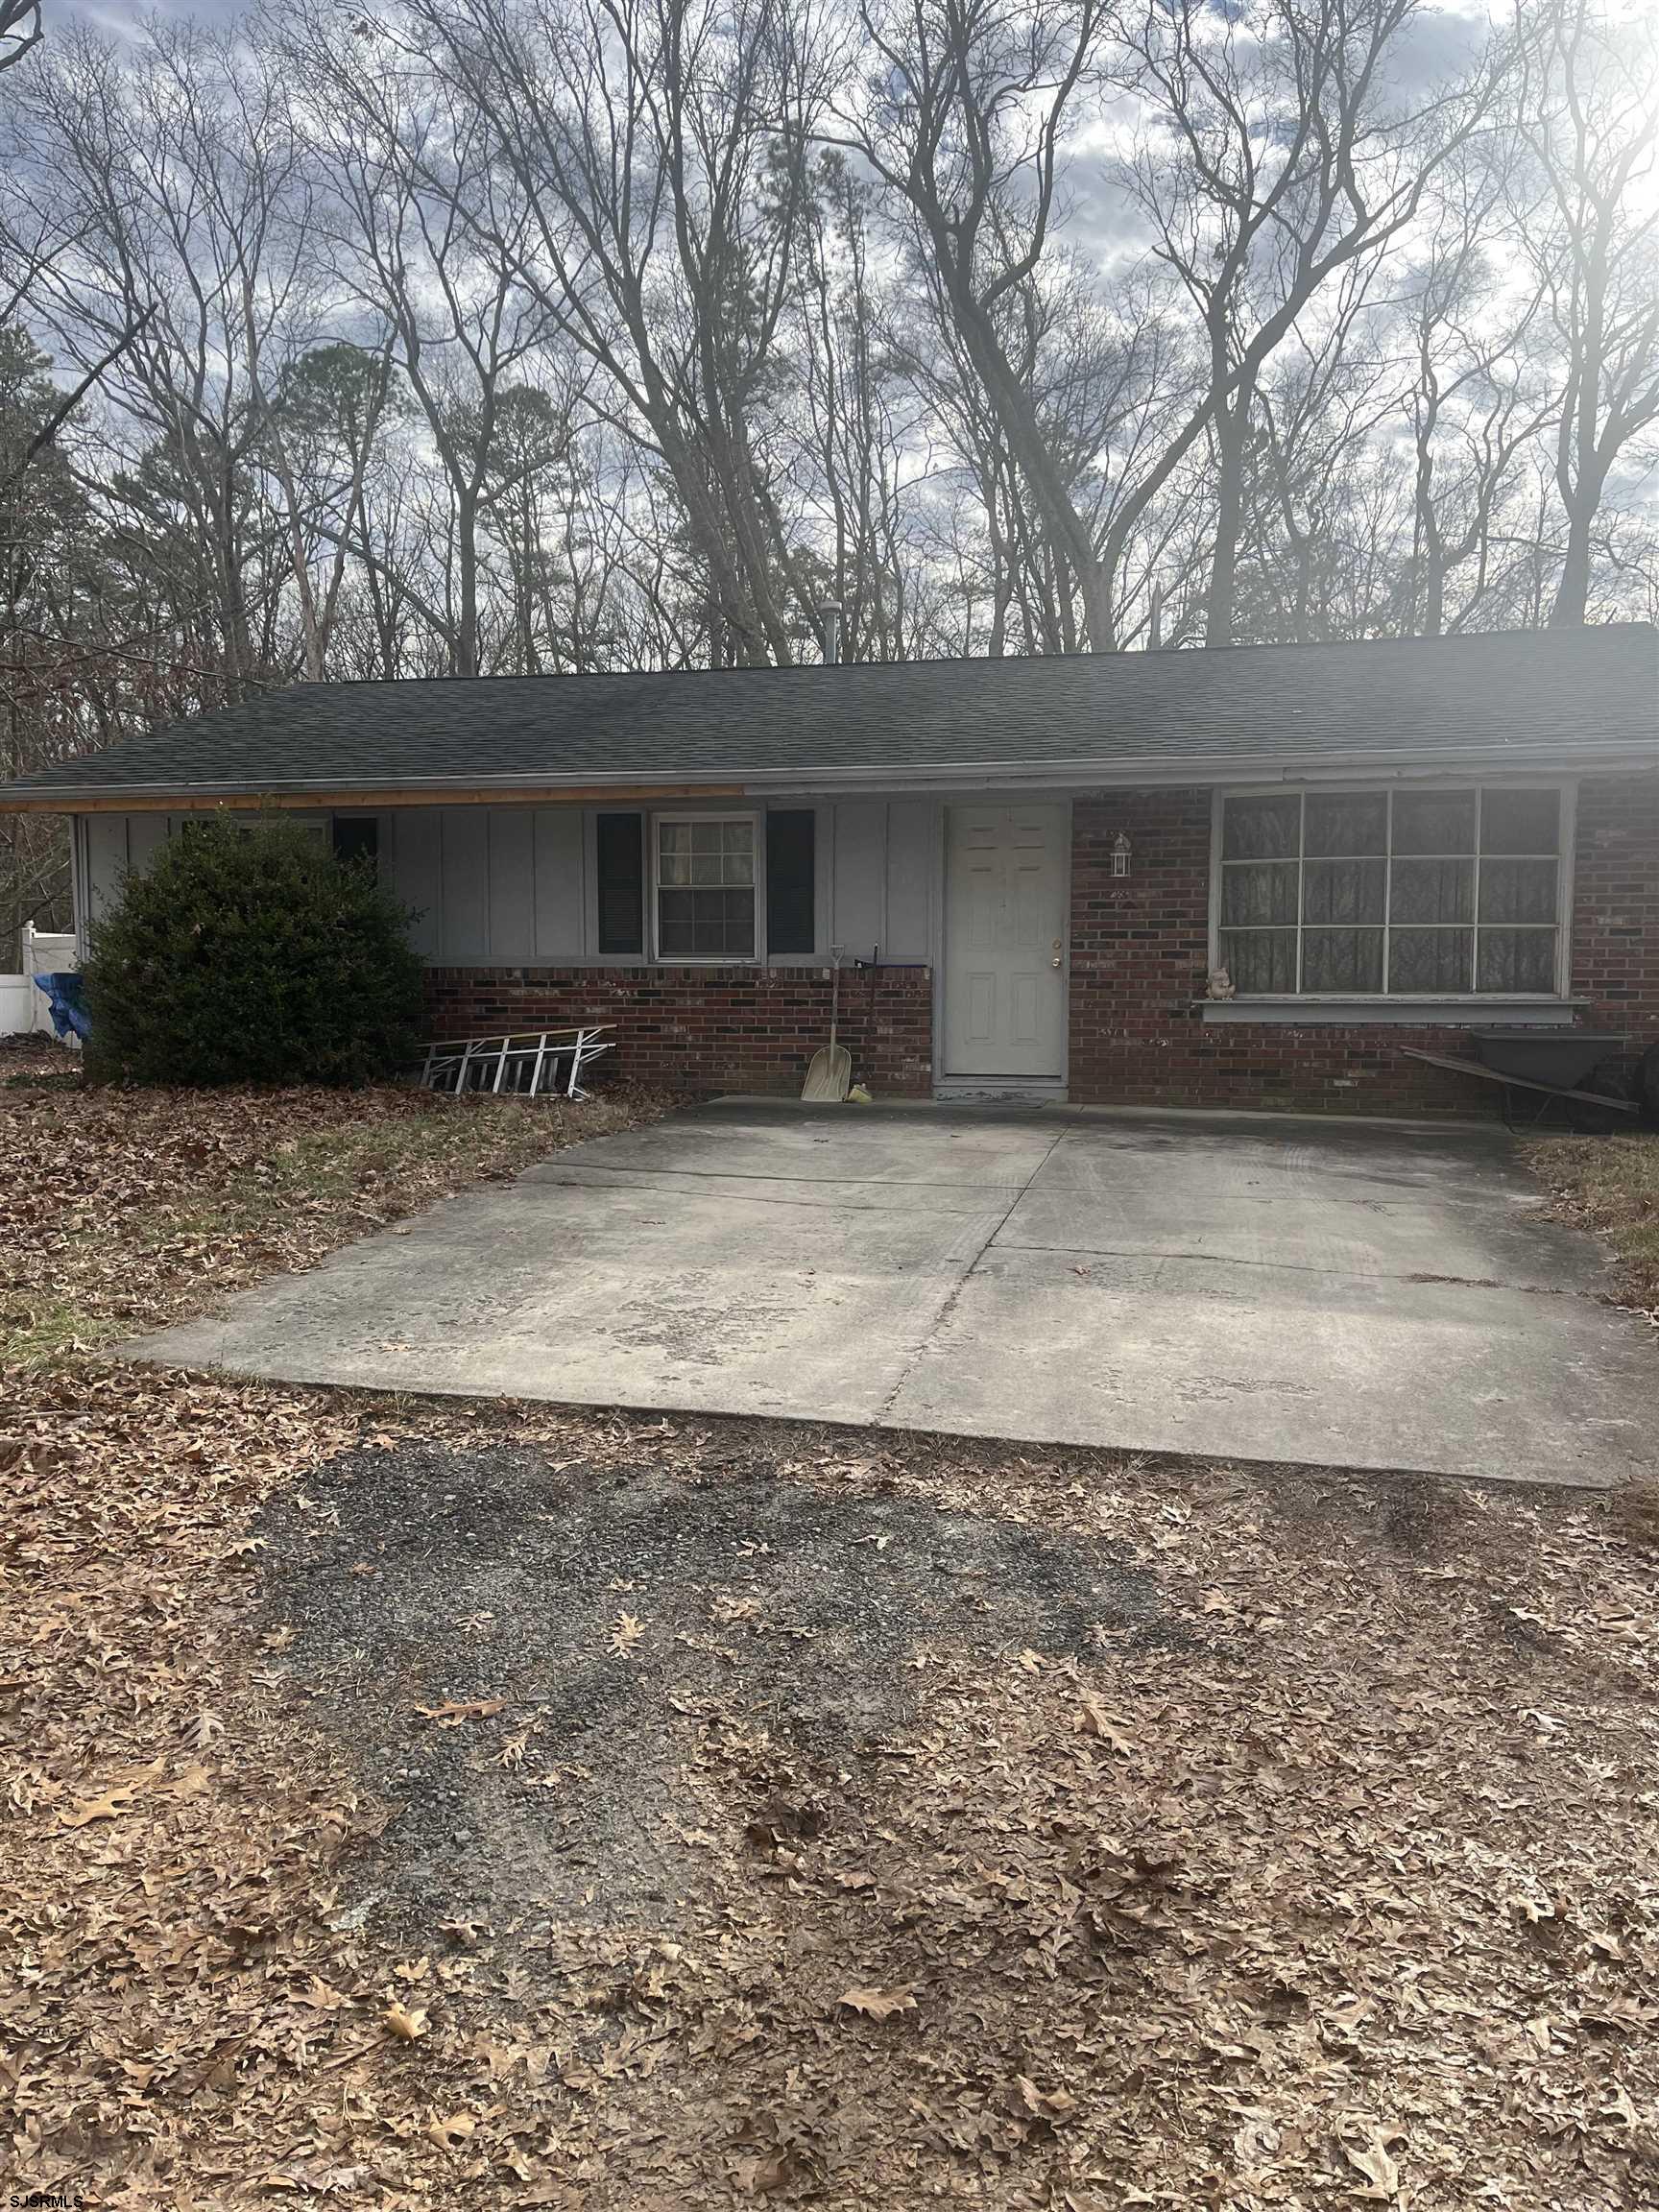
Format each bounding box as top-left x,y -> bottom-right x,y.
59,0 -> 245,32
53,0 -> 1504,40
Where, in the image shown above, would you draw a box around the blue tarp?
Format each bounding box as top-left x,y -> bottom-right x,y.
35,970 -> 90,1043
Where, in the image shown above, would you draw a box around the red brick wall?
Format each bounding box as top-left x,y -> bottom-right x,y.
422,963 -> 933,1096
1067,775 -> 1658,1115
1571,773 -> 1659,1047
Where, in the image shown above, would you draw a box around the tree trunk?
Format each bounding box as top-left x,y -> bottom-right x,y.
455,485 -> 478,677
1205,373 -> 1256,646
944,275 -> 1116,650
1550,495 -> 1596,626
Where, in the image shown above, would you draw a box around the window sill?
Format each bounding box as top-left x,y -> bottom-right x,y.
507,955 -> 820,970
1196,997 -> 1586,1028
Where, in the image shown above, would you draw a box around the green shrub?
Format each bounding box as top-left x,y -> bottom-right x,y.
83,814 -> 426,1086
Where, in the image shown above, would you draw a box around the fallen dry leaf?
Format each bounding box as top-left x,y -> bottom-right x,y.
610,1611 -> 645,1657
1016,2074 -> 1079,2125
1076,1695 -> 1135,1754
730,2150 -> 794,2195
299,1978 -> 349,2012
56,1757 -> 168,1828
424,2110 -> 476,2149
836,1984 -> 917,2020
412,1697 -> 506,1727
1340,2128 -> 1401,2200
383,2003 -> 429,2043
58,1784 -> 143,1829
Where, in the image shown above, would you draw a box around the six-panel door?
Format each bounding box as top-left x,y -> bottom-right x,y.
943,804 -> 1068,1078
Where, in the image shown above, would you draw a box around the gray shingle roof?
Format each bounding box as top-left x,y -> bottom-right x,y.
5,627 -> 1655,803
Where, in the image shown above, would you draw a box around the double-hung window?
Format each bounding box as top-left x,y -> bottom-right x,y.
654,814 -> 757,959
596,809 -> 815,961
1216,785 -> 1568,999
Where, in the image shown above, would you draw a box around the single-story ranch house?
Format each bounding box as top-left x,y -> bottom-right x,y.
3,626 -> 1655,1113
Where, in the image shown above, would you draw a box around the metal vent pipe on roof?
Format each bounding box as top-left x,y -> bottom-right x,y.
818,601 -> 843,665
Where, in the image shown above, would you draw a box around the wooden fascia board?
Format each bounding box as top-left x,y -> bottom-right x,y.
5,783 -> 748,814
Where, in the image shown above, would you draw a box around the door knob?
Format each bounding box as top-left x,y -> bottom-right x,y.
1050,954 -> 1062,969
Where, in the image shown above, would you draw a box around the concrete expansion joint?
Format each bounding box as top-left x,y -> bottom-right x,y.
870,1118 -> 1078,1427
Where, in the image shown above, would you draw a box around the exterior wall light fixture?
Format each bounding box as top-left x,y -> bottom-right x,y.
1112,831 -> 1132,878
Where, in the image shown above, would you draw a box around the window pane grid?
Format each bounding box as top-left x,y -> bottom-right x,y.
1217,787 -> 1560,998
655,816 -> 757,959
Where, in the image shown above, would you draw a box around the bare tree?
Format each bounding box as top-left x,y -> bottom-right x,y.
1393,174 -> 1554,636
826,0 -> 1135,644
262,337 -> 403,679
1516,0 -> 1659,625
8,20 -> 320,697
789,151 -> 922,661
0,5 -> 156,487
1117,0 -> 1508,645
348,0 -> 836,667
1233,285 -> 1401,643
292,12 -> 548,677
0,3 -> 40,75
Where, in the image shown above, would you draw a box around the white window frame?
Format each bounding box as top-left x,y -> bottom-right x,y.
1207,780 -> 1577,1005
650,810 -> 763,964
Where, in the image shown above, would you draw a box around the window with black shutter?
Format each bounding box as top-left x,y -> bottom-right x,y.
332,816 -> 379,872
765,809 -> 816,955
596,811 -> 645,954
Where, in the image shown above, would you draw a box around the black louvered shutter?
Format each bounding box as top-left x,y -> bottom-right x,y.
765,810 -> 815,955
332,816 -> 379,872
596,812 -> 644,954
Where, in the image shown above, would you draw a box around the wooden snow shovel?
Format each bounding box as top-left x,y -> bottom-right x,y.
802,947 -> 852,1101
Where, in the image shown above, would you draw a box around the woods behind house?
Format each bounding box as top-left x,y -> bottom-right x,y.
1,0 -> 1657,939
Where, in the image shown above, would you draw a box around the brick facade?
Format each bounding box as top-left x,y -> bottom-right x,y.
423,962 -> 934,1096
421,772 -> 1654,1115
1068,773 -> 1658,1115
1570,772 -> 1659,1047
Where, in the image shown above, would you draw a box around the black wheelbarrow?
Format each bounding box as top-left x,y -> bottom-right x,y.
1402,1030 -> 1638,1129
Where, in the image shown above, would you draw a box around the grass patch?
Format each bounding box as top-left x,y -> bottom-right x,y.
2,1291 -> 99,1366
1526,1128 -> 1659,1311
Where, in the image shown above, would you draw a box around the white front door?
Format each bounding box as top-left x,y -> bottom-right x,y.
943,804 -> 1068,1079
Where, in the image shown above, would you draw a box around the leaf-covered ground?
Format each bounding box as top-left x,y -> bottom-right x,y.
0,1037 -> 668,1364
4,1044 -> 1657,2209
1527,1129 -> 1659,1320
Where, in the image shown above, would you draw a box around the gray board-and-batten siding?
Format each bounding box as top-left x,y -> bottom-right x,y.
74,797 -> 938,967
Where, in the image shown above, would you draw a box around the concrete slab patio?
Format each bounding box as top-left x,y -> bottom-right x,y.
132,1101 -> 1655,1487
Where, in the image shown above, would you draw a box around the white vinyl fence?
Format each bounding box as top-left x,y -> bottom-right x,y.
0,924 -> 77,1037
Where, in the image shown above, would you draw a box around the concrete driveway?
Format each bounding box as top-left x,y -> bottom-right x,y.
133,1100 -> 1654,1487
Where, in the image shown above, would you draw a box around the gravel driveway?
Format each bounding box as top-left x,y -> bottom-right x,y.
260,1434 -> 1159,1936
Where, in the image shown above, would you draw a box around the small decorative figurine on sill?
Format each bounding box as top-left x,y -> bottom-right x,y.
1207,966 -> 1236,1001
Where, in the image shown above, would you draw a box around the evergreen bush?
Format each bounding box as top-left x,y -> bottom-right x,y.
82,814 -> 425,1085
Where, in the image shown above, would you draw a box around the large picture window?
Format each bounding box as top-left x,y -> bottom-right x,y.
655,815 -> 757,959
1215,786 -> 1567,998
